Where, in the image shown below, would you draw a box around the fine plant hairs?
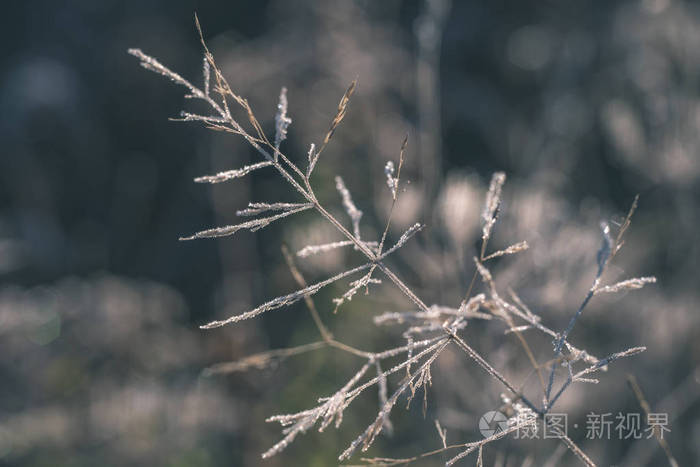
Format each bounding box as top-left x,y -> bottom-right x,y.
129,17 -> 659,466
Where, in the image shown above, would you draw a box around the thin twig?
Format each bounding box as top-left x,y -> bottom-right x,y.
627,374 -> 679,467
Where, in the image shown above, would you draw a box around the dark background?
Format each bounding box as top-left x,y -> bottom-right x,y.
1,0 -> 698,465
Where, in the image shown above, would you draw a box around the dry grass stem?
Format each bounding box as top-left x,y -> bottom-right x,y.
130,25 -> 656,464
627,375 -> 680,467
194,161 -> 273,183
594,276 -> 657,295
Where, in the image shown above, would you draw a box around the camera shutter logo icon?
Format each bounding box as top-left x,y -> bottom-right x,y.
479,411 -> 508,438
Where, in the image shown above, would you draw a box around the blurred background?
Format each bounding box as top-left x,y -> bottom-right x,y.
1,0 -> 698,465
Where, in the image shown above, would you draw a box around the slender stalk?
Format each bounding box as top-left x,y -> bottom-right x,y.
627,375 -> 679,467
